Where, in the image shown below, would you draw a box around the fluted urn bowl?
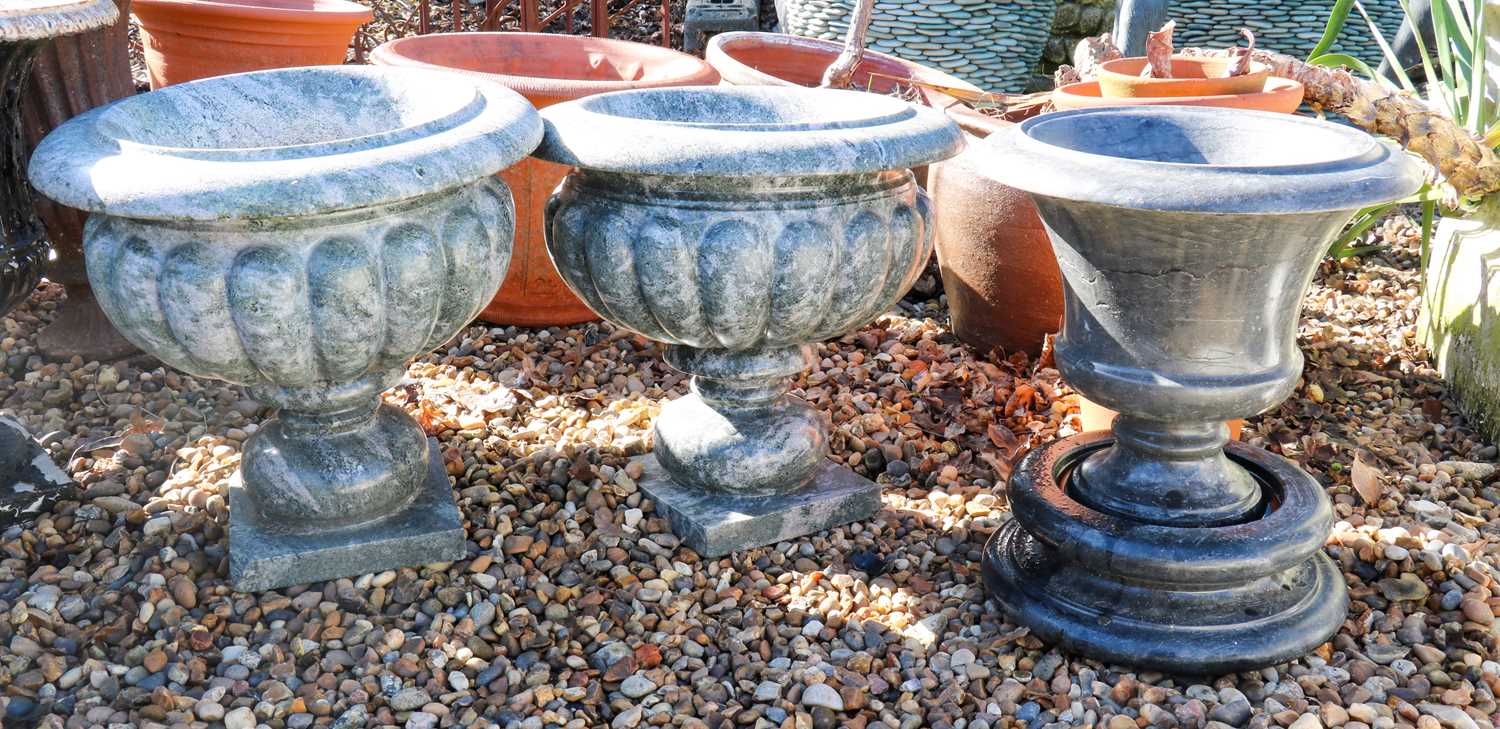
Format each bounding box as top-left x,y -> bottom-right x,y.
536,86 -> 962,554
972,106 -> 1422,672
29,65 -> 543,591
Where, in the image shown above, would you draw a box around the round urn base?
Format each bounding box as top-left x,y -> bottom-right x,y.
982,433 -> 1347,673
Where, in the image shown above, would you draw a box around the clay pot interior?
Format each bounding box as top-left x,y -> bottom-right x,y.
1097,55 -> 1271,98
1051,77 -> 1305,114
371,33 -> 717,106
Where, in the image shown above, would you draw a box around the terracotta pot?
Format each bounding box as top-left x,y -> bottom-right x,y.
928,112 -> 1063,357
706,31 -> 1062,357
1097,55 -> 1271,98
705,31 -> 980,115
370,33 -> 719,327
1052,78 -> 1306,114
1079,397 -> 1245,441
131,0 -> 372,89
20,0 -> 140,361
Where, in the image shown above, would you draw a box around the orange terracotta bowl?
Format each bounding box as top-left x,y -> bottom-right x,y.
370,33 -> 720,327
1052,77 -> 1305,114
1097,55 -> 1271,98
131,0 -> 372,89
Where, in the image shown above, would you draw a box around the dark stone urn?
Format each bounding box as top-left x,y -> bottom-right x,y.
20,0 -> 138,361
0,0 -> 119,526
974,106 -> 1421,672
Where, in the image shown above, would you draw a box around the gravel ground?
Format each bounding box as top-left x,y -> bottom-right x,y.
1,216 -> 1498,729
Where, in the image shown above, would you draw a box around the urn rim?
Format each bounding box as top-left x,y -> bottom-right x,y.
0,0 -> 117,41
977,105 -> 1423,214
533,85 -> 964,176
28,65 -> 544,221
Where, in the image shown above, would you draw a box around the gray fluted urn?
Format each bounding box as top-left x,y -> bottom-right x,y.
973,106 -> 1422,672
29,66 -> 543,592
1,0 -> 119,526
536,86 -> 963,555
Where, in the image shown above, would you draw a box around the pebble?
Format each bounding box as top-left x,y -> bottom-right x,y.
801,683 -> 845,711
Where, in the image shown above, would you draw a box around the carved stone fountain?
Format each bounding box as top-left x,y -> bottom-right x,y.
1,0 -> 119,525
974,106 -> 1421,671
30,66 -> 543,590
536,86 -> 962,555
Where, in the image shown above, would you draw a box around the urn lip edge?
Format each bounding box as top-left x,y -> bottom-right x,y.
975,105 -> 1424,215
27,65 -> 544,222
0,0 -> 117,41
534,85 -> 965,177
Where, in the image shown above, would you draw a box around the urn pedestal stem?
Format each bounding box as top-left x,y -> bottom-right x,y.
973,106 -> 1422,672
30,66 -> 543,590
0,0 -> 119,526
535,86 -> 962,556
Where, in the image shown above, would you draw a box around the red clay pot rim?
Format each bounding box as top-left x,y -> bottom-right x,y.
1052,77 -> 1305,110
1098,55 -> 1271,80
706,31 -> 980,94
131,0 -> 373,24
369,32 -> 720,102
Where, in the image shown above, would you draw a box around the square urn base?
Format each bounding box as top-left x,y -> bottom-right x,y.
229,438 -> 465,592
633,454 -> 881,557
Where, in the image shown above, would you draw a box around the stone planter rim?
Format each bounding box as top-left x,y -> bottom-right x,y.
533,85 -> 964,176
28,64 -> 543,221
1,0 -> 117,40
369,32 -> 720,103
130,0 -> 373,25
976,105 -> 1423,214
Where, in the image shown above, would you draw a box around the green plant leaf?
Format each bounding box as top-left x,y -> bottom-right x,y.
1467,0 -> 1490,134
1310,0 -> 1358,59
1310,51 -> 1388,84
1355,0 -> 1416,91
1328,202 -> 1397,258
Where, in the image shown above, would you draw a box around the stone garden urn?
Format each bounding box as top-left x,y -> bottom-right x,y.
536,86 -> 962,556
29,65 -> 543,591
974,106 -> 1421,672
1,0 -> 120,525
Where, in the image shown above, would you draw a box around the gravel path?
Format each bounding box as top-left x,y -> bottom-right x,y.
1,216 -> 1497,729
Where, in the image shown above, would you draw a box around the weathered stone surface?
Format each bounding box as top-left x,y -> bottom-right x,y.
975,106 -> 1422,672
633,453 -> 880,557
29,65 -> 542,591
228,438 -> 464,593
537,86 -> 959,551
1421,198 -> 1500,446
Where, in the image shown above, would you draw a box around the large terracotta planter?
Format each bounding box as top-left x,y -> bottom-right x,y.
21,0 -> 139,361
370,33 -> 719,327
131,0 -> 372,89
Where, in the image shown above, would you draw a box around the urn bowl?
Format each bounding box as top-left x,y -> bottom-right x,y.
539,86 -> 961,352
